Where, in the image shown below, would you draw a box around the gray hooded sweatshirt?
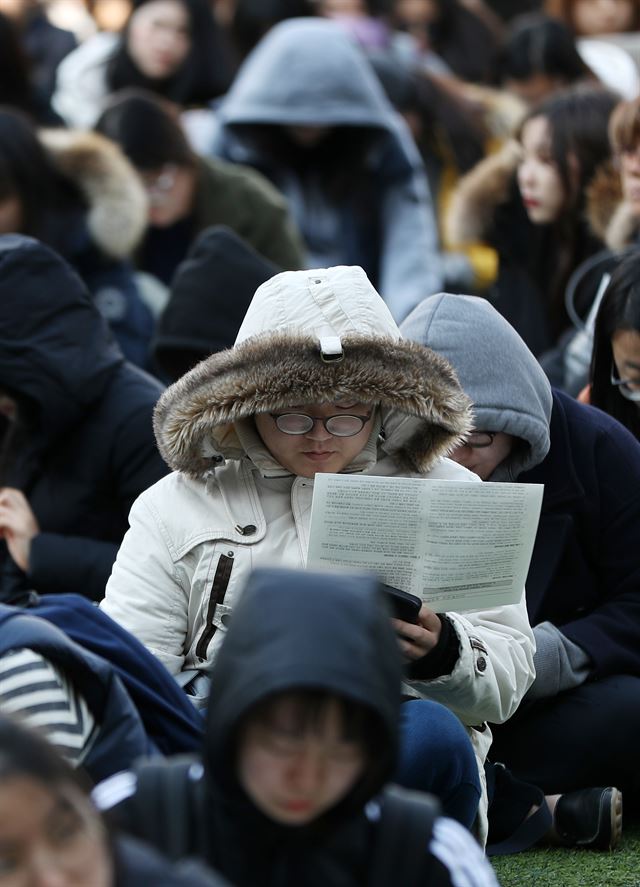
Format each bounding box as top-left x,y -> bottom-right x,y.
210,18 -> 443,322
401,293 -> 592,700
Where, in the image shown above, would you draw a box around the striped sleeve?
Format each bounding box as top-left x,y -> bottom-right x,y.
0,648 -> 96,766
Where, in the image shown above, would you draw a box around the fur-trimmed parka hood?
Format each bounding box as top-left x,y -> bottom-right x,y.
587,160 -> 640,251
154,266 -> 472,479
39,128 -> 148,259
445,140 -> 522,247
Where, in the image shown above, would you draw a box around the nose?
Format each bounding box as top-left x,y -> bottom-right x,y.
305,419 -> 333,442
290,754 -> 324,796
624,150 -> 640,175
518,159 -> 534,190
28,851 -> 70,887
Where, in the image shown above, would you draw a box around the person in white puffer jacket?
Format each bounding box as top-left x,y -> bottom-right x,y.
101,264 -> 535,843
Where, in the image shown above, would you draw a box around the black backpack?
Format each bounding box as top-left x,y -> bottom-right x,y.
131,757 -> 440,887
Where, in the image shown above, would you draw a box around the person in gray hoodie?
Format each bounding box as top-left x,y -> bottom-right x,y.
401,292 -> 640,838
208,17 -> 443,322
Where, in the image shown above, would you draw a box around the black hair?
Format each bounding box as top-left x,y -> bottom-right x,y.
95,88 -> 195,170
229,0 -> 315,62
392,0 -> 499,84
106,0 -> 232,106
370,54 -> 485,174
241,688 -> 382,753
0,715 -> 88,793
0,13 -> 34,114
0,107 -> 84,236
590,249 -> 640,440
496,13 -> 591,85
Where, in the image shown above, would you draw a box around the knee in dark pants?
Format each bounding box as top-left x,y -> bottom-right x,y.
395,699 -> 481,828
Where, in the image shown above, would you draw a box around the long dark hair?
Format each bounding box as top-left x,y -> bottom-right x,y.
520,85 -> 618,334
107,0 -> 232,105
393,0 -> 499,84
0,13 -> 33,113
496,13 -> 593,87
591,249 -> 640,440
0,107 -> 83,237
0,714 -> 89,792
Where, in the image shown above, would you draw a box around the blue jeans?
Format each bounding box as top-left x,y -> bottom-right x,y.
395,699 -> 481,830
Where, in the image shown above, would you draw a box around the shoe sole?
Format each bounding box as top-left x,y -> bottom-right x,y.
606,787 -> 623,851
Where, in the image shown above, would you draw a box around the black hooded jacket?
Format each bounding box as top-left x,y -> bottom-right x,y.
0,235 -> 167,602
102,567 -> 477,887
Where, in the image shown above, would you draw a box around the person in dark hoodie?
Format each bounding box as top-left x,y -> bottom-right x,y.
96,566 -> 500,887
151,225 -> 278,382
0,234 -> 167,604
401,291 -> 639,839
208,17 -> 444,322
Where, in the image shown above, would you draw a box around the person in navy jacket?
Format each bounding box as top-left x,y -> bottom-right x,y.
402,291 -> 640,803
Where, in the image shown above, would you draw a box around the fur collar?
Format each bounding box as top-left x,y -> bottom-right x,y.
39,129 -> 148,259
586,161 -> 640,251
445,140 -> 521,246
153,331 -> 472,479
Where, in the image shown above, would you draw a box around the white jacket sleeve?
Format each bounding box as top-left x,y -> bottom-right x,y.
101,495 -> 189,676
406,596 -> 536,726
51,33 -> 116,129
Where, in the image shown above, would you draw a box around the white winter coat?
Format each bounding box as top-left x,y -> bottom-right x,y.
102,265 -> 535,841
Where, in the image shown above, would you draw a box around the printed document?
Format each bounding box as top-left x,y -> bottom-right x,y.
307,474 -> 544,612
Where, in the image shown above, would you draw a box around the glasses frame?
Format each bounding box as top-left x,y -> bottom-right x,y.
143,164 -> 177,206
269,411 -> 373,437
610,361 -> 640,402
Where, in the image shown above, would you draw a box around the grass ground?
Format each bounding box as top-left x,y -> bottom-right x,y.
491,821 -> 640,887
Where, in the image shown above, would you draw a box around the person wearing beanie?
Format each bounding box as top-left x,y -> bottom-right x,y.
401,292 -> 640,846
151,226 -> 279,382
96,566 -> 501,887
101,263 -> 535,842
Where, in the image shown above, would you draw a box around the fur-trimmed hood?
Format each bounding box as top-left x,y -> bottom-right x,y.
39,128 -> 148,259
445,140 -> 522,246
153,266 -> 472,479
587,160 -> 640,251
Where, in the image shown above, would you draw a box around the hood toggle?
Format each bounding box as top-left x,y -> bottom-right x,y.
319,335 -> 344,363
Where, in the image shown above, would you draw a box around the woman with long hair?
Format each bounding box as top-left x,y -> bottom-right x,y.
446,84 -> 618,357
52,0 -> 232,128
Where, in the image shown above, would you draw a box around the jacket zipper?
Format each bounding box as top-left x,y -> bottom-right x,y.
196,553 -> 234,661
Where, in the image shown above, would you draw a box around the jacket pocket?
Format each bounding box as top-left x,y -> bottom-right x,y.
196,552 -> 234,661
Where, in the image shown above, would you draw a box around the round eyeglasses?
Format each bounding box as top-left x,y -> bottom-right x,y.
270,412 -> 372,437
464,431 -> 496,449
610,361 -> 640,402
